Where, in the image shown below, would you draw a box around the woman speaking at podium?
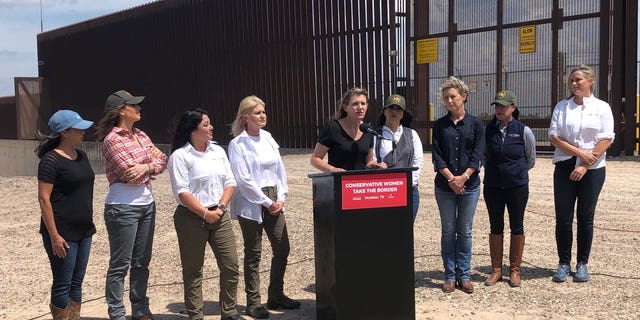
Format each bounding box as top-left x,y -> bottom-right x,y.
310,87 -> 383,172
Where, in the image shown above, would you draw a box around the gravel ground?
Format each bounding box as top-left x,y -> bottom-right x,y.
2,152 -> 639,320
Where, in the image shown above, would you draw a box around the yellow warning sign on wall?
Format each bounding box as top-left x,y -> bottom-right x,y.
519,26 -> 536,54
417,38 -> 438,64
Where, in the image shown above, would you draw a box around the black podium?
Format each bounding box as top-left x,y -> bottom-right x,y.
309,168 -> 415,320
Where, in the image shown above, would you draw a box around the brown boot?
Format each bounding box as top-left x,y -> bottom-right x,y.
50,303 -> 70,320
509,235 -> 525,287
67,300 -> 81,320
485,234 -> 503,286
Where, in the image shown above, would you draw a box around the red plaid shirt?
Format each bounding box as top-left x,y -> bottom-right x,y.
102,127 -> 167,185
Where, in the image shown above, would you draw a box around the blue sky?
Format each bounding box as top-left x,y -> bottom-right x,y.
1,1 -> 639,97
0,0 -> 153,97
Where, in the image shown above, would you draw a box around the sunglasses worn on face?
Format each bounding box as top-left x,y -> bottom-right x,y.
386,106 -> 403,111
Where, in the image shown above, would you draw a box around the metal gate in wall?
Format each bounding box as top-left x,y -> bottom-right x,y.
406,0 -> 638,155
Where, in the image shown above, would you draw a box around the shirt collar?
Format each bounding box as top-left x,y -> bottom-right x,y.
181,141 -> 217,154
382,125 -> 403,134
113,126 -> 139,135
446,112 -> 468,124
570,94 -> 595,106
582,95 -> 596,105
238,128 -> 271,139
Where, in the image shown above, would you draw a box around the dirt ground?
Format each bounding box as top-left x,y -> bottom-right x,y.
2,152 -> 639,320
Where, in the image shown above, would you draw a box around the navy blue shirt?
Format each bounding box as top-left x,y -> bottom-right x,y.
483,117 -> 529,189
432,112 -> 485,191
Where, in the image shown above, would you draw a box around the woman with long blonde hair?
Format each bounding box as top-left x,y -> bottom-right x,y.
228,96 -> 299,319
548,65 -> 614,283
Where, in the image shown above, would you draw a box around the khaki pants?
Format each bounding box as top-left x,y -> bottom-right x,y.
238,186 -> 291,308
174,205 -> 239,320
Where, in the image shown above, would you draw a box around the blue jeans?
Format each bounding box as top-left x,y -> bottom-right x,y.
435,186 -> 480,281
412,185 -> 420,222
104,203 -> 156,320
42,230 -> 92,309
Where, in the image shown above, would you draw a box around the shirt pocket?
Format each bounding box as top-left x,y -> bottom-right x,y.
582,112 -> 602,132
189,161 -> 211,191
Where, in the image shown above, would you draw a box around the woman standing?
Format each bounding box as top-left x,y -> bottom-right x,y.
167,108 -> 241,320
96,90 -> 167,320
548,65 -> 614,283
432,77 -> 485,294
228,96 -> 300,319
37,110 -> 94,320
483,90 -> 536,287
310,87 -> 382,172
371,94 -> 423,221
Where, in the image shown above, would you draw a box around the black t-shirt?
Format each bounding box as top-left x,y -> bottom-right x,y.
318,120 -> 373,170
38,149 -> 96,241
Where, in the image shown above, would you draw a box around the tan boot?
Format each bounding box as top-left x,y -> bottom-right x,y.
50,303 -> 70,320
509,235 -> 525,287
485,234 -> 503,286
67,300 -> 81,320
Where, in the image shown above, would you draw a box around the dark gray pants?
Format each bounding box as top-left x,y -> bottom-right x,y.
104,203 -> 155,320
238,186 -> 291,308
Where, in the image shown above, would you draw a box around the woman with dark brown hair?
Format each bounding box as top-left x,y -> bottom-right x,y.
96,90 -> 167,320
37,110 -> 94,320
483,90 -> 536,288
370,94 -> 423,222
167,108 -> 241,320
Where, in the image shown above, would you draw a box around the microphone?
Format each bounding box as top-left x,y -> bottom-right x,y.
359,123 -> 383,139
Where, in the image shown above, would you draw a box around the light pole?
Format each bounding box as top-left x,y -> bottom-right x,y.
389,50 -> 398,92
40,0 -> 43,32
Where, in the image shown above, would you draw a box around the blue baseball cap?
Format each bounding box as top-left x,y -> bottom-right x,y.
47,110 -> 94,137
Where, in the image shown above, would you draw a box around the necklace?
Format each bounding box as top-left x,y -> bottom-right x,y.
450,112 -> 465,124
339,119 -> 360,138
346,126 -> 359,137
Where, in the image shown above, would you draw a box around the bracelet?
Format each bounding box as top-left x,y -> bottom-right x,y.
146,163 -> 152,174
463,172 -> 470,180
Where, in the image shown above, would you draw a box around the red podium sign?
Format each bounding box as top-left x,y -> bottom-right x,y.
341,172 -> 408,210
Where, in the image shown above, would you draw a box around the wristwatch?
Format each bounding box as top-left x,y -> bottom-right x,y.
218,204 -> 228,214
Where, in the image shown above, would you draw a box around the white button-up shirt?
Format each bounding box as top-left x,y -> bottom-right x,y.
228,129 -> 288,224
548,95 -> 615,168
372,125 -> 424,186
167,141 -> 236,208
